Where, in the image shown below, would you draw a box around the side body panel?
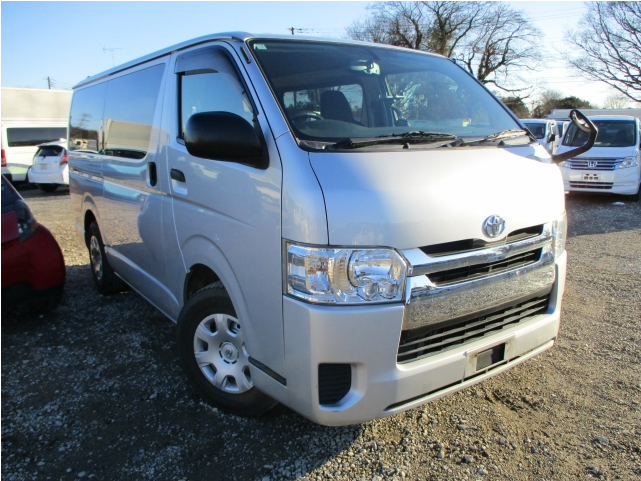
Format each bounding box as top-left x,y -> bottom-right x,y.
98,61 -> 182,318
164,42 -> 287,377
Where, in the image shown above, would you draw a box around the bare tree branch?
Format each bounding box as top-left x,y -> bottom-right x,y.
564,2 -> 641,102
345,1 -> 542,92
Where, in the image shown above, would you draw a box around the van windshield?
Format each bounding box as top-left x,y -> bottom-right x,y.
249,40 -> 520,147
563,119 -> 637,147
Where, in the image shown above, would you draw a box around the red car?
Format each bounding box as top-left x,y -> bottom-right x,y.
1,175 -> 65,313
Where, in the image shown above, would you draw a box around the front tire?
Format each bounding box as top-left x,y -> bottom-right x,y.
177,282 -> 277,416
87,221 -> 126,295
625,184 -> 640,202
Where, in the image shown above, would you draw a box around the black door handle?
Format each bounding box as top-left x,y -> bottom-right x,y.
170,168 -> 185,182
148,162 -> 157,186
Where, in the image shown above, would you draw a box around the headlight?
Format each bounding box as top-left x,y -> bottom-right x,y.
557,160 -> 569,168
285,242 -> 408,304
615,156 -> 639,169
551,211 -> 567,259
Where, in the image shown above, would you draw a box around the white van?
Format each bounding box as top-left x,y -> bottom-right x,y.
556,115 -> 640,201
69,33 -> 590,426
522,119 -> 561,154
1,124 -> 67,182
1,88 -> 71,183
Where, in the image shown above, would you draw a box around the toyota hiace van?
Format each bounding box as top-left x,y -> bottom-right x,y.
69,33 -> 591,425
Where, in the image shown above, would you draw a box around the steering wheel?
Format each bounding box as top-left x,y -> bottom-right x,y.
291,111 -> 324,123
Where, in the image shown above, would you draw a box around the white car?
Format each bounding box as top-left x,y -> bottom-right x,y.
522,119 -> 561,154
556,115 -> 640,201
27,140 -> 68,192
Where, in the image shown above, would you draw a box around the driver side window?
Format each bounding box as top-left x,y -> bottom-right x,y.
178,48 -> 254,138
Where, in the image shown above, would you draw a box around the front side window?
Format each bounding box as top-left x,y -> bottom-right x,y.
563,119 -> 637,147
250,39 -> 521,147
178,48 -> 254,138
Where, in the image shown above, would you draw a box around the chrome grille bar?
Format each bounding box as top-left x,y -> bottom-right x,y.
568,158 -> 622,171
404,223 -> 552,278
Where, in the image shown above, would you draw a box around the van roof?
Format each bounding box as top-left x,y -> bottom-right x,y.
74,32 -> 445,89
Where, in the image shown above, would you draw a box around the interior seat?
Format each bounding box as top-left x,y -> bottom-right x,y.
320,90 -> 355,123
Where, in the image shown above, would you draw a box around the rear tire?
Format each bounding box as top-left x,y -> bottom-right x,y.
177,282 -> 277,416
87,221 -> 126,295
39,184 -> 58,193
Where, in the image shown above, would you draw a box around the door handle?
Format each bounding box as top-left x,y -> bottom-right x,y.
170,168 -> 185,182
148,162 -> 157,186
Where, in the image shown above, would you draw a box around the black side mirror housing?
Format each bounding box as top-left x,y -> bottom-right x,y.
184,111 -> 268,169
551,110 -> 598,164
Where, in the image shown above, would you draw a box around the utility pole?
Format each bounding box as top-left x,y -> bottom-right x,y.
47,76 -> 51,89
288,27 -> 295,35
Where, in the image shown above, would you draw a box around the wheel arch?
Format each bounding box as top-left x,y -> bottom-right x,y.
179,235 -> 251,332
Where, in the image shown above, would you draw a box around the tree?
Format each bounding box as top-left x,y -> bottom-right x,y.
602,93 -> 630,109
565,2 -> 641,102
499,96 -> 530,118
531,90 -> 563,118
531,91 -> 593,118
346,1 -> 542,92
555,96 -> 593,110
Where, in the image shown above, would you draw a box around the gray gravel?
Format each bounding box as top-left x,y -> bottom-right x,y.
2,185 -> 640,480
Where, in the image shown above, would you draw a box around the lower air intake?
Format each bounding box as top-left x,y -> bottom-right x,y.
318,363 -> 351,405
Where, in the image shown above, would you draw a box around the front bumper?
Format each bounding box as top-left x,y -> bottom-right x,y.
560,166 -> 640,195
275,252 -> 566,426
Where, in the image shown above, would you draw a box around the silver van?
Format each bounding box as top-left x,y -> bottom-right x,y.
69,33 -> 578,426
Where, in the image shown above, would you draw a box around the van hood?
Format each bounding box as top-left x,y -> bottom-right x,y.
309,147 -> 565,249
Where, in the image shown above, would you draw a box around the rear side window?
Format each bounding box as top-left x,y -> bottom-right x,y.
69,82 -> 107,153
103,64 -> 165,159
6,127 -> 67,147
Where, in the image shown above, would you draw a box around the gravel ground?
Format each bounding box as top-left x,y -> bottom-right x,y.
2,185 -> 640,481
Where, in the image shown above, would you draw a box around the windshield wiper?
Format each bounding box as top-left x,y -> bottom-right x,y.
330,131 -> 457,150
456,129 -> 533,146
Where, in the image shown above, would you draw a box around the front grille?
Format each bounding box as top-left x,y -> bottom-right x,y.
427,249 -> 541,286
568,158 -> 620,171
397,295 -> 550,363
318,364 -> 351,405
420,225 -> 542,257
569,181 -> 613,190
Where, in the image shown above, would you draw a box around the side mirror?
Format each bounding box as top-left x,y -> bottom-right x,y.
184,111 -> 267,168
548,133 -> 556,142
551,110 -> 598,164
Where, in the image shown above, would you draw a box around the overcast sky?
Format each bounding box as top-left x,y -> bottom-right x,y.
0,1 -> 624,108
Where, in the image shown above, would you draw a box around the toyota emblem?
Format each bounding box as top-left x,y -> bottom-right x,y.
482,215 -> 506,238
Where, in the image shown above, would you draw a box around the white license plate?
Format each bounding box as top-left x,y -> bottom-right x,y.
37,163 -> 50,171
583,173 -> 600,181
